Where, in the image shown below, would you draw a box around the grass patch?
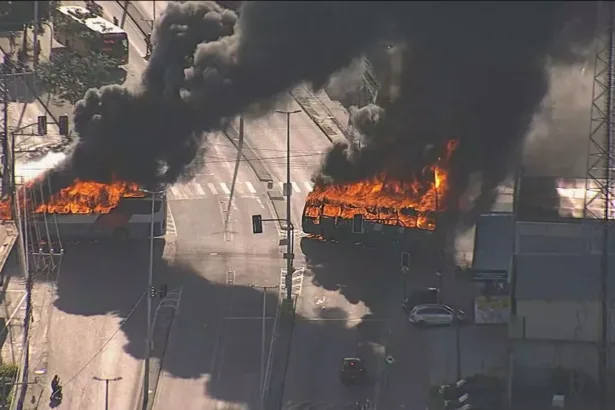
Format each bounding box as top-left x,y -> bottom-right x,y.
0,363 -> 18,407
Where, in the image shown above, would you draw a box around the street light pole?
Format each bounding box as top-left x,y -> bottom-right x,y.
93,376 -> 122,410
455,315 -> 462,380
140,188 -> 163,410
275,110 -> 300,301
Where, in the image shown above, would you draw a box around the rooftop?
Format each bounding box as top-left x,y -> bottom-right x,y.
58,5 -> 125,35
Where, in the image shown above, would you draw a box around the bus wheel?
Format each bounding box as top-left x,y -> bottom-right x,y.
113,228 -> 129,242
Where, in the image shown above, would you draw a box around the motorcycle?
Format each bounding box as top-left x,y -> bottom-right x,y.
49,387 -> 63,407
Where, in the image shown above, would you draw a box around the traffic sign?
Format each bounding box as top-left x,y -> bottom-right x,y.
385,355 -> 396,365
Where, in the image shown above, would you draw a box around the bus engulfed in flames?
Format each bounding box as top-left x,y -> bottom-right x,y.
302,140 -> 458,242
0,179 -> 145,221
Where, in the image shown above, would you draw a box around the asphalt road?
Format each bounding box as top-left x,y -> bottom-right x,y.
40,2 -> 153,409
152,130 -> 282,409
47,3 -> 508,410
48,241 -> 154,410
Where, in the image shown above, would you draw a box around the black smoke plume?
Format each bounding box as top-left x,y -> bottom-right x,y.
35,1 -> 595,222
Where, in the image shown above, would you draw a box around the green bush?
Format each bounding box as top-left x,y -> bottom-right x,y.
0,363 -> 18,380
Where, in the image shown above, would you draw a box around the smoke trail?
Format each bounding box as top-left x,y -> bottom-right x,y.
317,2 -> 596,227
36,0 -> 595,224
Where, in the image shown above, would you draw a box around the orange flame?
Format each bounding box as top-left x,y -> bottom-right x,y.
303,140 -> 458,231
0,179 -> 145,221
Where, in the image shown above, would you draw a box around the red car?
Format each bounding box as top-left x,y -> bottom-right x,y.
340,357 -> 366,385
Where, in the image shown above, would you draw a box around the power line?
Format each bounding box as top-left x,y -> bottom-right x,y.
62,290 -> 147,387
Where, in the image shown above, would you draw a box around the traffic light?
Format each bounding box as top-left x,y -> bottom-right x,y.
401,252 -> 410,269
159,284 -> 168,299
252,214 -> 263,234
352,214 -> 363,233
150,286 -> 156,298
37,115 -> 47,135
58,115 -> 69,136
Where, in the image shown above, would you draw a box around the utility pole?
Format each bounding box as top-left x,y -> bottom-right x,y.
1,377 -> 40,409
1,78 -> 8,196
275,110 -> 300,301
140,188 -> 163,410
93,376 -> 122,410
583,3 -> 615,409
250,284 -> 279,409
33,0 -> 39,72
225,115 -> 244,231
152,1 -> 156,27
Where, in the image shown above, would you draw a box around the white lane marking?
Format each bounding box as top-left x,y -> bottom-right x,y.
182,183 -> 195,197
304,181 -> 314,192
245,181 -> 256,193
220,182 -> 231,195
166,203 -> 178,237
193,182 -> 206,196
170,186 -> 182,199
207,183 -> 219,195
291,181 -> 301,193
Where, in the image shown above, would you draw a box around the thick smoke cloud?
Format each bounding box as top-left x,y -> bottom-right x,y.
39,1 -> 596,223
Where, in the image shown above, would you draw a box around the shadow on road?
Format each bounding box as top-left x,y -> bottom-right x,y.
43,232 -> 443,408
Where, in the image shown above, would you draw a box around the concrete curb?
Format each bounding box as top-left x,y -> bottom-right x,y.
147,306 -> 177,410
289,87 -> 349,144
134,296 -> 179,410
262,299 -> 296,410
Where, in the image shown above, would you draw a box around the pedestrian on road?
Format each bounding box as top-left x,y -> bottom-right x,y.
113,16 -> 119,26
8,32 -> 15,52
145,34 -> 152,58
16,49 -> 26,72
34,40 -> 41,63
51,375 -> 59,392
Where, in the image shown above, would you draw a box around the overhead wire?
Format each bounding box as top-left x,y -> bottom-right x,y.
61,289 -> 147,387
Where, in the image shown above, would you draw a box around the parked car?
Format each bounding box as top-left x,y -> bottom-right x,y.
402,288 -> 440,313
408,304 -> 465,326
340,357 -> 366,385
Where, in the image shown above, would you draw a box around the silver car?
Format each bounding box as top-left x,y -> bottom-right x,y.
408,304 -> 465,326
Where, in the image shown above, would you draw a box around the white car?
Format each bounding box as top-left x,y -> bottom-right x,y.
408,304 -> 465,326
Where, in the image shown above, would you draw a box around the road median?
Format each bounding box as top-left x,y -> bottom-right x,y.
136,288 -> 182,410
262,298 -> 295,410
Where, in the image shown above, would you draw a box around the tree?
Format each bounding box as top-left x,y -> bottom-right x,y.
0,1 -> 52,31
36,51 -> 121,105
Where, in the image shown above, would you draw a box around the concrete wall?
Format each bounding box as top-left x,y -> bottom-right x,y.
516,300 -> 599,342
513,340 -> 615,383
512,340 -> 602,384
513,300 -> 615,343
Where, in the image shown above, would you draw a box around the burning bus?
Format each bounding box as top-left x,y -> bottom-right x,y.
302,140 -> 457,246
0,179 -> 167,241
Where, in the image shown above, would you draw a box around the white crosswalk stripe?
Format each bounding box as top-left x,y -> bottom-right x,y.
207,183 -> 218,195
245,181 -> 256,193
166,180 -> 317,200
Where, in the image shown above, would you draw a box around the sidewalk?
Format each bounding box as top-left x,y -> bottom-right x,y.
0,220 -> 58,409
0,30 -> 73,156
290,85 -> 350,144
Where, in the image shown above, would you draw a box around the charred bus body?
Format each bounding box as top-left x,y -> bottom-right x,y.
302,197 -> 442,250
